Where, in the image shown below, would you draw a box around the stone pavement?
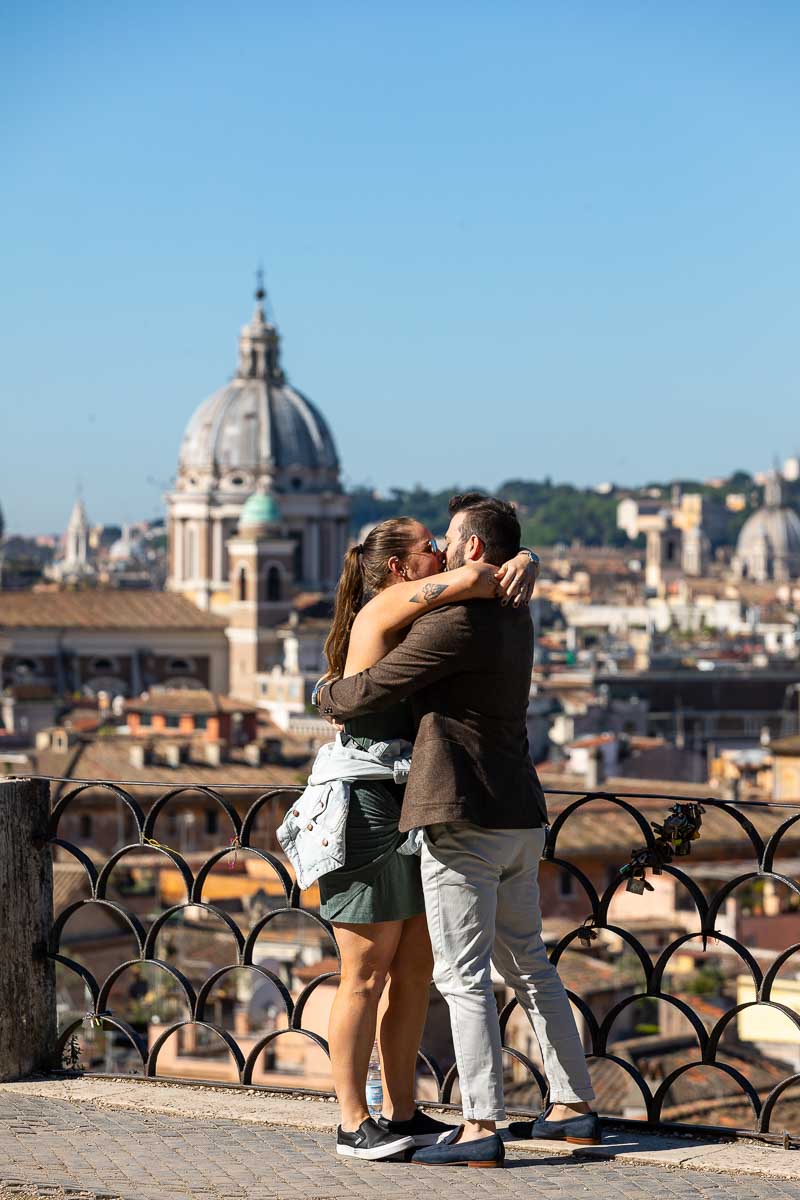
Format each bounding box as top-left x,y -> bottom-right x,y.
1,1080 -> 800,1200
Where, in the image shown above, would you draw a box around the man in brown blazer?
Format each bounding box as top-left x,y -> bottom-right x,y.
316,494 -> 597,1167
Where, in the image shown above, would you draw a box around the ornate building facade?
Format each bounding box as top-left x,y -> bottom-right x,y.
166,283 -> 350,612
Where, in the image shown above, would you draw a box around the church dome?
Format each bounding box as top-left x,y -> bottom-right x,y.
737,507 -> 800,558
166,277 -> 350,607
178,285 -> 339,485
734,473 -> 800,581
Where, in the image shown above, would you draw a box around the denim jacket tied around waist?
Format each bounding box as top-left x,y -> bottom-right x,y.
276,734 -> 414,891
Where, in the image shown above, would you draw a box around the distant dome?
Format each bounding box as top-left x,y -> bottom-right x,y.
109,525 -> 140,563
737,507 -> 800,558
240,491 -> 281,529
734,473 -> 800,581
178,288 -> 339,485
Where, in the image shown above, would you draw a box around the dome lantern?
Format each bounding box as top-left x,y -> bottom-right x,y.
237,273 -> 283,383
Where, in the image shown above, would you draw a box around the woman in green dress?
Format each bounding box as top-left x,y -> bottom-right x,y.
319,516 -> 538,1159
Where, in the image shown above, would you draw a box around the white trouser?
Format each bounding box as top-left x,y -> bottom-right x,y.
421,821 -> 595,1121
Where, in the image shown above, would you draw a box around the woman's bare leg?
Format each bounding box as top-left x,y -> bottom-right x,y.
377,913 -> 434,1121
329,920 -> 404,1131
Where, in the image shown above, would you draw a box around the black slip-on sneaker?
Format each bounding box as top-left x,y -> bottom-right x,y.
412,1128 -> 505,1168
377,1108 -> 456,1147
507,1105 -> 601,1145
336,1117 -> 415,1161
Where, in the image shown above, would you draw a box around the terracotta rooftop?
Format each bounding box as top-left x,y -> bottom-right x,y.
554,950 -> 643,996
588,1036 -> 791,1119
542,789 -> 800,857
44,736 -> 307,791
566,734 -> 617,750
773,735 -> 800,757
53,861 -> 92,912
0,591 -> 227,630
294,955 -> 340,983
126,691 -> 258,716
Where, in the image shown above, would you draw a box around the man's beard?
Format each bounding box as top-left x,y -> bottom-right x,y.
446,536 -> 468,571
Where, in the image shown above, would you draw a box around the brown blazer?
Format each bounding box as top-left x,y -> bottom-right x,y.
316,600 -> 548,833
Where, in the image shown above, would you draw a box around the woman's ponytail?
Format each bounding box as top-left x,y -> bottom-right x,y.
323,517 -> 419,681
323,545 -> 365,680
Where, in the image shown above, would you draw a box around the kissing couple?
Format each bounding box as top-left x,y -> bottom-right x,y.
281,492 -> 597,1167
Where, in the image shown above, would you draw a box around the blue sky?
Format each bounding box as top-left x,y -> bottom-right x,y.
3,1 -> 799,533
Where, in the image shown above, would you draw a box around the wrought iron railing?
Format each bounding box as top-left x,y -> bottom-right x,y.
43,776 -> 800,1145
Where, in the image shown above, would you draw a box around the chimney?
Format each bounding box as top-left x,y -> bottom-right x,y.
243,741 -> 262,767
585,746 -> 605,790
163,743 -> 181,769
204,741 -> 222,767
129,743 -> 153,769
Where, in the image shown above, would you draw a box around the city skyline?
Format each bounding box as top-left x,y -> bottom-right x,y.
4,2 -> 800,531
4,444 -> 799,540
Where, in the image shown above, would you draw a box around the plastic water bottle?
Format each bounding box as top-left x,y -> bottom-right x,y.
366,1041 -> 383,1118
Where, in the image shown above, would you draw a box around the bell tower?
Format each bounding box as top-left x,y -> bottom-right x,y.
65,496 -> 89,568
226,488 -> 297,701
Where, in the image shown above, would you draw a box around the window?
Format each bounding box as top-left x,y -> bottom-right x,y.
165,714 -> 180,728
13,658 -> 39,679
237,565 -> 247,603
194,715 -> 208,730
167,657 -> 194,674
291,477 -> 303,490
139,713 -> 152,727
90,657 -> 116,674
558,871 -> 575,899
79,814 -> 93,839
291,531 -> 304,579
267,566 -> 281,602
205,809 -> 219,836
231,476 -> 244,487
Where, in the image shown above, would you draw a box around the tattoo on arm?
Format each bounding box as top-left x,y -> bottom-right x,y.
409,582 -> 449,604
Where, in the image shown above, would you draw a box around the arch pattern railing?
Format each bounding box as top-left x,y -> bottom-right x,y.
43,778 -> 800,1145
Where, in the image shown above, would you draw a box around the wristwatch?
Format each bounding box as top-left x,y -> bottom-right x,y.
522,549 -> 540,567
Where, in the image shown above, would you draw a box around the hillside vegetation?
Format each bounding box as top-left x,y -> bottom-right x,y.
348,471 -> 799,549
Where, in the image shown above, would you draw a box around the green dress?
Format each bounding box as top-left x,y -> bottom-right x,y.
317,703 -> 425,925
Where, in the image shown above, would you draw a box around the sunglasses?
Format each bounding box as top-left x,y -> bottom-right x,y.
409,538 -> 441,557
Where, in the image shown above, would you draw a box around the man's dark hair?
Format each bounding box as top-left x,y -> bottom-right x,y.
449,492 -> 521,565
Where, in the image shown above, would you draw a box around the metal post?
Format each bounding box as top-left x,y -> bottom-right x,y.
0,777 -> 56,1079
